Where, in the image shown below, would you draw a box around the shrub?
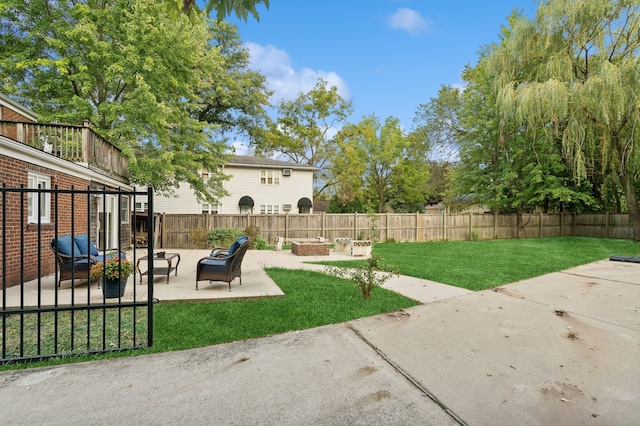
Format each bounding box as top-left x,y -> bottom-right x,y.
207,227 -> 243,248
325,253 -> 396,300
253,235 -> 268,250
243,225 -> 261,248
325,214 -> 395,300
188,227 -> 210,248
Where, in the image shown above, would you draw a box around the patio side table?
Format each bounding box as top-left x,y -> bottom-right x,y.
136,252 -> 181,284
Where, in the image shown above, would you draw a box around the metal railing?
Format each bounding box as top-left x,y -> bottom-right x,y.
1,185 -> 153,364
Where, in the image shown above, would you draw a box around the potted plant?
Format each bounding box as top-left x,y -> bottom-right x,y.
90,258 -> 134,298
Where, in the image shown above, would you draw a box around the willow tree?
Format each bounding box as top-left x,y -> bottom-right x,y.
170,0 -> 268,21
489,0 -> 640,241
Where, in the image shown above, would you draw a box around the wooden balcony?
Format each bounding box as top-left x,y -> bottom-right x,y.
0,120 -> 129,182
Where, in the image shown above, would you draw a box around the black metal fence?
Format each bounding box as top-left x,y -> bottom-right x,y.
1,185 -> 154,364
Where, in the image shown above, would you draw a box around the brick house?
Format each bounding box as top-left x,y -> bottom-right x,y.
0,94 -> 132,288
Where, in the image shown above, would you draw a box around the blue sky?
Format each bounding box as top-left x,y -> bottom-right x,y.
227,1 -> 538,153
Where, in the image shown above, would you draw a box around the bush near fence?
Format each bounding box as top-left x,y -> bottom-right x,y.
155,212 -> 634,249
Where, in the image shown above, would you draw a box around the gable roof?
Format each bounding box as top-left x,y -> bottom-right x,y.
0,93 -> 38,121
229,155 -> 317,171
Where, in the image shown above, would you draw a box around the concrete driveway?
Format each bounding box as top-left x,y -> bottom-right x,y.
0,252 -> 639,425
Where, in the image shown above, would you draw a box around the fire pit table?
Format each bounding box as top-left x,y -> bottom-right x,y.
290,240 -> 330,256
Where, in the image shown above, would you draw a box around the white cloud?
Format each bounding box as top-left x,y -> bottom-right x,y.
388,8 -> 430,35
452,82 -> 467,93
244,42 -> 351,103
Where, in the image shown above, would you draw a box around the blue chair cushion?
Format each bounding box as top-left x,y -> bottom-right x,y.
199,258 -> 229,272
229,236 -> 249,256
74,234 -> 99,256
211,236 -> 248,258
53,236 -> 81,257
226,241 -> 241,257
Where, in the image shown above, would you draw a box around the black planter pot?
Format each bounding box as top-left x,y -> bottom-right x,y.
102,277 -> 128,298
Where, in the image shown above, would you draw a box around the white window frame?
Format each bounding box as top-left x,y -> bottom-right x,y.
260,169 -> 280,185
259,204 -> 280,214
135,201 -> 148,212
27,172 -> 51,224
120,195 -> 130,224
201,203 -> 219,214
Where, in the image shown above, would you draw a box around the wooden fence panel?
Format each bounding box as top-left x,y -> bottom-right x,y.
609,214 -> 631,239
163,214 -> 206,248
472,214 -> 495,240
155,212 -> 633,248
417,214 -> 443,241
575,214 -> 605,238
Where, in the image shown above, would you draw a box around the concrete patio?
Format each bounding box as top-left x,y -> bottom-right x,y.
3,248 -> 393,307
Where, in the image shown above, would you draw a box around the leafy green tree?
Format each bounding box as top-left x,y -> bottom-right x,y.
191,21 -> 272,141
423,161 -> 452,206
332,115 -> 430,213
0,0 -> 269,203
253,78 -> 353,196
327,196 -> 367,214
412,84 -> 462,161
420,56 -> 592,235
489,0 -> 640,241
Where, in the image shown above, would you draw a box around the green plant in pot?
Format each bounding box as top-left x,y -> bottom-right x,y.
90,258 -> 134,298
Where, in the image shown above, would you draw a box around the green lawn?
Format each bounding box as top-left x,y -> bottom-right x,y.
313,236 -> 639,291
0,268 -> 418,370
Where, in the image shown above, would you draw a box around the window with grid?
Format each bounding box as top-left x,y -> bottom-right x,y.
260,170 -> 280,185
27,172 -> 50,223
135,201 -> 148,212
202,203 -> 219,214
259,204 -> 280,214
120,195 -> 130,224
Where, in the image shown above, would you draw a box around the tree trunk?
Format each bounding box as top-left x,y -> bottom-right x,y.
620,173 -> 640,242
516,209 -> 524,238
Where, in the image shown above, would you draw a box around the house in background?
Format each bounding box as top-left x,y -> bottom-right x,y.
0,93 -> 132,288
149,155 -> 317,215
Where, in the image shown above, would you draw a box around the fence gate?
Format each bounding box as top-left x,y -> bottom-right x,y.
1,185 -> 155,364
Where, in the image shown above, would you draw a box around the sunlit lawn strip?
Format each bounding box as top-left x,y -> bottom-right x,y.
312,236 -> 640,291
152,267 -> 419,351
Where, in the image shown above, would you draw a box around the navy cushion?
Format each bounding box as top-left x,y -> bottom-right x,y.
199,258 -> 229,272
228,236 -> 248,256
211,236 -> 248,258
227,241 -> 241,257
53,236 -> 81,256
74,234 -> 99,256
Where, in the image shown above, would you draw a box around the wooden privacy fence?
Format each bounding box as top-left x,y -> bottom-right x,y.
157,212 -> 634,248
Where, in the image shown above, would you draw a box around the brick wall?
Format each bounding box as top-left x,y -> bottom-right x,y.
0,105 -> 35,141
0,156 -> 91,288
0,105 -> 34,122
291,241 -> 330,256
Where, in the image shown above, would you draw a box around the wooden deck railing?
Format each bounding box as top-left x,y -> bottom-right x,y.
0,119 -> 129,181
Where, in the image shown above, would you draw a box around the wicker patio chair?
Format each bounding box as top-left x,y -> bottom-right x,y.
196,239 -> 250,290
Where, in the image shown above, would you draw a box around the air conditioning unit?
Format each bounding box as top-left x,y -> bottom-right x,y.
282,168 -> 292,176
283,204 -> 292,211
